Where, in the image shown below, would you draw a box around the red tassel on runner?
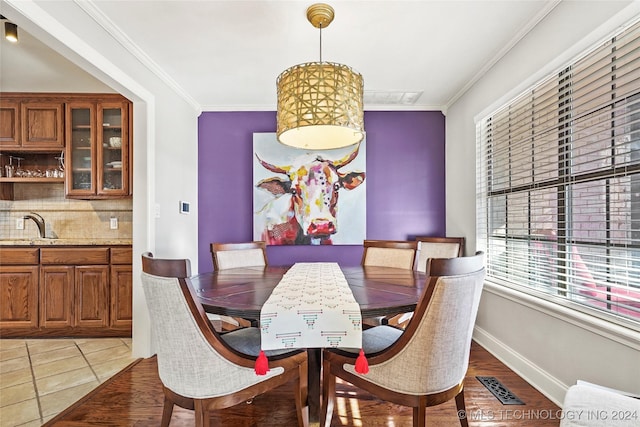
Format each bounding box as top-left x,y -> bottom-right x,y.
354,349 -> 369,374
255,350 -> 269,375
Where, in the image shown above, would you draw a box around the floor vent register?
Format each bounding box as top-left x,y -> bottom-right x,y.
476,376 -> 525,405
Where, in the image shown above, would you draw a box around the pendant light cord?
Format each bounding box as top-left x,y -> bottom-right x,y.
319,24 -> 323,63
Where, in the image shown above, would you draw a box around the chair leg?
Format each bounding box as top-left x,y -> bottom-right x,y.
413,398 -> 426,427
321,360 -> 336,427
293,365 -> 309,427
160,394 -> 174,427
455,388 -> 469,427
194,400 -> 211,427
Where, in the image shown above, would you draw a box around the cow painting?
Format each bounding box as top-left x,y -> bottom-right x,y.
253,137 -> 366,245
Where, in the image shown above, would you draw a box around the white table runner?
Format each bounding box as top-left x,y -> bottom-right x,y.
260,262 -> 363,350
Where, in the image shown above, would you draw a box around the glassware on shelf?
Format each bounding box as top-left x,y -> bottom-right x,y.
55,151 -> 65,178
5,156 -> 15,178
14,157 -> 23,174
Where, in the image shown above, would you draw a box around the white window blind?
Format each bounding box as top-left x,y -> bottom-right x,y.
477,19 -> 640,325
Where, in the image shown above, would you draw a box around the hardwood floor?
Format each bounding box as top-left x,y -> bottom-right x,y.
44,342 -> 561,426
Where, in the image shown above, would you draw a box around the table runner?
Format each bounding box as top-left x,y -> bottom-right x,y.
256,262 -> 368,374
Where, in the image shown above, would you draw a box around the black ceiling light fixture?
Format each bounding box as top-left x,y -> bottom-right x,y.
1,15 -> 18,43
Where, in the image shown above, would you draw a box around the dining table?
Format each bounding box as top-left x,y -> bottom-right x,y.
190,264 -> 429,423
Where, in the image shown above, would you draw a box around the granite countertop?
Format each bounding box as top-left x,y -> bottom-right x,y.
0,238 -> 133,246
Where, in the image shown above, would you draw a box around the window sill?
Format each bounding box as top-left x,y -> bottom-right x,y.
483,279 -> 640,350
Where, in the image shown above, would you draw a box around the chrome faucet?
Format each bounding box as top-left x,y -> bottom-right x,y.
23,212 -> 46,238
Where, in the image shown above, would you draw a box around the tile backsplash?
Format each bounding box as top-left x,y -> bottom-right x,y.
0,183 -> 132,240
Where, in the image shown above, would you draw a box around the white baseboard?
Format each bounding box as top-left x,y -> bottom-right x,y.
473,326 -> 568,407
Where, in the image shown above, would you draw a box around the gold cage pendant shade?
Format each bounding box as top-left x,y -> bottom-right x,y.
276,3 -> 364,150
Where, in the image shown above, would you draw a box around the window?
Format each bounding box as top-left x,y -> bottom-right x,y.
477,19 -> 640,325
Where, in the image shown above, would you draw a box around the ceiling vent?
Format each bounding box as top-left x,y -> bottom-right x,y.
364,91 -> 423,105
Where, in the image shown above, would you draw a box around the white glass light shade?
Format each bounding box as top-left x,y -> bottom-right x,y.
277,61 -> 364,150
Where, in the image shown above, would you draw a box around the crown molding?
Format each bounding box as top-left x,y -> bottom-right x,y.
75,0 -> 201,115
444,0 -> 562,111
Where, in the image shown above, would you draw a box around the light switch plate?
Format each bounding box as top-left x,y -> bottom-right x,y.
110,217 -> 118,229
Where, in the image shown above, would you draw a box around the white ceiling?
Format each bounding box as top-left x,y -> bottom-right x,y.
0,0 -> 561,112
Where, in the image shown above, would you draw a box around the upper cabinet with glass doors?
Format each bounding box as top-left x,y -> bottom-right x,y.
66,99 -> 130,198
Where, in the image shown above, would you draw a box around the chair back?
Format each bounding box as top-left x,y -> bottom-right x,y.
140,253 -> 283,398
361,240 -> 418,270
141,251 -> 191,278
351,252 -> 485,395
414,236 -> 465,272
210,241 -> 267,270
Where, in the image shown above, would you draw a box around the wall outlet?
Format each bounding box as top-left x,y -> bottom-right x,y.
16,217 -> 24,230
110,217 -> 118,229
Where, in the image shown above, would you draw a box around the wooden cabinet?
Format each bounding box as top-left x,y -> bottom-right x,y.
0,98 -> 63,150
0,245 -> 131,337
75,266 -> 109,328
66,100 -> 130,198
0,99 -> 20,147
40,265 -> 109,330
0,93 -> 132,201
40,266 -> 74,329
110,247 -> 132,330
21,101 -> 65,150
0,248 -> 39,330
40,248 -> 110,331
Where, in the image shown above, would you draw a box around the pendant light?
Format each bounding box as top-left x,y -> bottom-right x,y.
276,3 -> 364,150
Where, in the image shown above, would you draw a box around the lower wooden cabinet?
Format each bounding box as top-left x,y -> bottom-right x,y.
40,265 -> 109,329
0,265 -> 39,330
40,266 -> 74,329
0,245 -> 131,337
110,247 -> 132,329
110,266 -> 132,328
76,266 -> 109,328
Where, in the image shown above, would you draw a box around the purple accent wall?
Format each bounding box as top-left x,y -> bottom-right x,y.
198,110 -> 445,272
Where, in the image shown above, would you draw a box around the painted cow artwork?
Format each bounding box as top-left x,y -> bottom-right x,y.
254,142 -> 366,245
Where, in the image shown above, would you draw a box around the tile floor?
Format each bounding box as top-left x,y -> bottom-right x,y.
0,338 -> 135,427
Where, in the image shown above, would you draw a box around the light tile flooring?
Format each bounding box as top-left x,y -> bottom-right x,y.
0,338 -> 135,427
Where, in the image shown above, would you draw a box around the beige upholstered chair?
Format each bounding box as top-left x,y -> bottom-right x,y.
385,236 -> 465,328
210,241 -> 267,270
141,252 -> 308,427
361,240 -> 418,270
361,240 -> 418,326
322,252 -> 485,427
415,236 -> 465,273
209,241 -> 268,329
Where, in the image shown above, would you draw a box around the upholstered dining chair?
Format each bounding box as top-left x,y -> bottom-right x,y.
361,240 -> 419,326
210,241 -> 268,271
414,236 -> 466,273
361,239 -> 418,270
209,241 -> 268,329
141,252 -> 309,427
321,252 -> 485,427
384,236 -> 465,328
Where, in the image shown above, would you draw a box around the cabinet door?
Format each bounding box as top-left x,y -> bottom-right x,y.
66,102 -> 96,197
75,266 -> 109,328
110,264 -> 132,329
0,266 -> 38,329
97,102 -> 129,196
21,101 -> 64,149
0,99 -> 20,148
40,266 -> 74,329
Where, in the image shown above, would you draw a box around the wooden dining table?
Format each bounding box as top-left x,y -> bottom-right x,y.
189,264 -> 428,423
